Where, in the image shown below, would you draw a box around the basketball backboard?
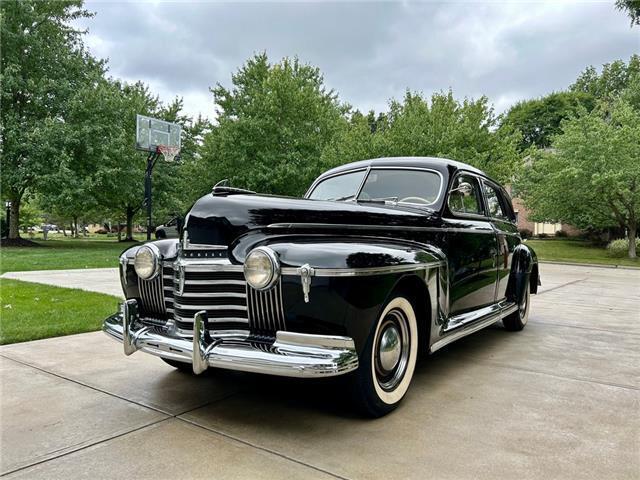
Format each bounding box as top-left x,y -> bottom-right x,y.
136,114 -> 181,153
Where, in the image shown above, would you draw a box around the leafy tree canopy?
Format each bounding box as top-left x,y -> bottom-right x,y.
200,53 -> 347,196
500,91 -> 595,150
0,0 -> 103,239
322,91 -> 522,184
615,0 -> 640,26
516,96 -> 640,258
571,54 -> 640,108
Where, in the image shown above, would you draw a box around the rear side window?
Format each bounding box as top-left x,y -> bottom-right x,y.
483,183 -> 507,219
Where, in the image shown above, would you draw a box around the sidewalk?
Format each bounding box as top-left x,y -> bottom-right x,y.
1,268 -> 122,298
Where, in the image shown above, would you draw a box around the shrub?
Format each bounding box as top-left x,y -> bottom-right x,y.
555,230 -> 568,238
519,228 -> 533,239
537,233 -> 549,239
606,238 -> 640,257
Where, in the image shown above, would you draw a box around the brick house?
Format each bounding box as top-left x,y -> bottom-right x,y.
506,186 -> 581,236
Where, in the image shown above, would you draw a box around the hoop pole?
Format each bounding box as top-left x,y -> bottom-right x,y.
145,151 -> 159,241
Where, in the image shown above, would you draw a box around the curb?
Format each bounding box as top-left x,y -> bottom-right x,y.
539,260 -> 640,270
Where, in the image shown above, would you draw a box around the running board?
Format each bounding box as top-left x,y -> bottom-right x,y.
430,301 -> 518,353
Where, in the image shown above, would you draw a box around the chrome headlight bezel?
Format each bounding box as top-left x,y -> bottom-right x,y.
244,246 -> 280,290
134,244 -> 161,280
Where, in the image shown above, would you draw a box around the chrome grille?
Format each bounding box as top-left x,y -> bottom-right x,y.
138,268 -> 167,316
247,280 -> 286,335
169,261 -> 249,333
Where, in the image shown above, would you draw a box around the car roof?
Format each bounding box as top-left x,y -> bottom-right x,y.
319,156 -> 486,179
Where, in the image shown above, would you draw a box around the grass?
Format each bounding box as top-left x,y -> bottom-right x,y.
0,279 -> 119,344
527,238 -> 640,267
0,237 -> 141,274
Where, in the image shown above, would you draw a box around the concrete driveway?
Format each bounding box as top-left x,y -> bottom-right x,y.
1,263 -> 638,479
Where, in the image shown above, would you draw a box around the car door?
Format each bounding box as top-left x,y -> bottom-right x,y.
443,172 -> 500,317
481,180 -> 520,303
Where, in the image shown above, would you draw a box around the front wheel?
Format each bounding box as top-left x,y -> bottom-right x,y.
349,296 -> 419,417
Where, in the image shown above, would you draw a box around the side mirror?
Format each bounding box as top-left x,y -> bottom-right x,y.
450,182 -> 473,197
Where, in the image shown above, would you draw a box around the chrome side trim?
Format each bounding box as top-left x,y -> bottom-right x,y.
430,301 -> 518,353
103,300 -> 358,378
267,223 -> 495,235
281,261 -> 445,277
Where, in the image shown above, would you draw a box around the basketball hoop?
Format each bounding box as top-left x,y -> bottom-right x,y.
157,145 -> 180,162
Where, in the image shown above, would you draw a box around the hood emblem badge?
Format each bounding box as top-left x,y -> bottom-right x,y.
297,264 -> 315,303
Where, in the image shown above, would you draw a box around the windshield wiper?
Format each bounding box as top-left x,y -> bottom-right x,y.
328,194 -> 356,202
356,197 -> 399,204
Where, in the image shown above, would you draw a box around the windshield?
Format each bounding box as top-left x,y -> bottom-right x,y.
308,168 -> 441,206
307,169 -> 366,201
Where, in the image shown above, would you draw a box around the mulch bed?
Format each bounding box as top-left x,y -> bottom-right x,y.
0,237 -> 44,247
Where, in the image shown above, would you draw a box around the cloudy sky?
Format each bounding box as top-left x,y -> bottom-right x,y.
80,0 -> 639,120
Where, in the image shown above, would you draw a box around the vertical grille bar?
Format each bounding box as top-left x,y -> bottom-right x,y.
138,266 -> 166,316
246,279 -> 286,336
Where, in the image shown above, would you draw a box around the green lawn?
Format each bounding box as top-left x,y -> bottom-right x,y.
527,238 -> 640,267
0,279 -> 119,344
0,237 -> 140,274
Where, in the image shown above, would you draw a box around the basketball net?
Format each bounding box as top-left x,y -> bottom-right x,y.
157,145 -> 180,162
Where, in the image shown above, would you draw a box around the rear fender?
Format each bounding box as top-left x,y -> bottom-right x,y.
508,243 -> 539,304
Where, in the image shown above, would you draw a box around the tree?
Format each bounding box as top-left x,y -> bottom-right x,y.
379,91 -> 522,183
517,99 -> 640,258
571,55 -> 640,109
200,53 -> 346,196
0,0 -> 102,239
615,0 -> 640,26
500,91 -> 595,150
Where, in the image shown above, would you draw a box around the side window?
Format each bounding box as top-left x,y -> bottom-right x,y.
448,174 -> 483,215
483,183 -> 507,219
483,182 -> 514,221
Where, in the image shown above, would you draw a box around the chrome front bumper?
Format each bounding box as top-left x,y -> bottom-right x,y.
103,300 -> 359,378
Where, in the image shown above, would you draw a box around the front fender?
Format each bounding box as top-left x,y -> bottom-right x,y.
119,240 -> 179,298
235,236 -> 444,354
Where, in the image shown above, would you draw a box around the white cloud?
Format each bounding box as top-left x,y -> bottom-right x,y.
79,0 -> 640,120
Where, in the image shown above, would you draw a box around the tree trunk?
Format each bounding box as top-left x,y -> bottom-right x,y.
125,207 -> 134,241
8,196 -> 21,239
73,216 -> 79,238
628,222 -> 637,259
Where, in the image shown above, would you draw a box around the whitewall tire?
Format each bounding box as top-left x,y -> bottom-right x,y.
350,295 -> 419,417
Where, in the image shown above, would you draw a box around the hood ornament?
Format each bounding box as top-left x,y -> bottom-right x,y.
297,264 -> 315,303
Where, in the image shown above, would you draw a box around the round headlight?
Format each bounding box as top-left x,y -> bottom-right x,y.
134,245 -> 160,280
244,247 -> 280,290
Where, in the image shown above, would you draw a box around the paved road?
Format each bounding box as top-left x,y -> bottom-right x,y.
1,263 -> 638,479
1,268 -> 122,297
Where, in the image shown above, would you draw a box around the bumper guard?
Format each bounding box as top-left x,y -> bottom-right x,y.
103,299 -> 359,378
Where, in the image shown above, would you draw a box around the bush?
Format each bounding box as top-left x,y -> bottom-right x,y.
555,230 -> 568,238
537,233 -> 549,239
519,228 -> 533,239
606,238 -> 640,257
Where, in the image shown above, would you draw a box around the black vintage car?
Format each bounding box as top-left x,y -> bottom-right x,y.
104,156 -> 539,417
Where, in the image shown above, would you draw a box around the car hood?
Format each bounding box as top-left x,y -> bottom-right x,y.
185,193 -> 437,247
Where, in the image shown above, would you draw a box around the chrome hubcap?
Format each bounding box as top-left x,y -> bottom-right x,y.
375,309 -> 410,391
379,325 -> 401,371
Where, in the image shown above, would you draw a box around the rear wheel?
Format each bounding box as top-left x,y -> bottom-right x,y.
349,296 -> 418,417
161,358 -> 194,373
503,277 -> 530,331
